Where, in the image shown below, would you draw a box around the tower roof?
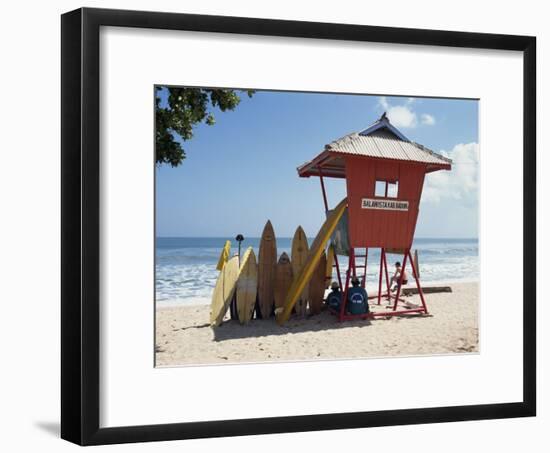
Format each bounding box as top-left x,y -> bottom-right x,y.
298,113 -> 452,178
358,112 -> 410,141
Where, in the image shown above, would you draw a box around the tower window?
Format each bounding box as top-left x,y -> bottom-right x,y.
374,180 -> 399,198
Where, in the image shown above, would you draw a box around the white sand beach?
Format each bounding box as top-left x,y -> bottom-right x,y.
155,281 -> 479,367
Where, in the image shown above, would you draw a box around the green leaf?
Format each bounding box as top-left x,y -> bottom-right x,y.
155,87 -> 254,166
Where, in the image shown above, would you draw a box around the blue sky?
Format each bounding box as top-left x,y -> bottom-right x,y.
156,89 -> 478,238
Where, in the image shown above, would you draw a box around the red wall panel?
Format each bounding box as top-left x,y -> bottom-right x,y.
344,156 -> 425,249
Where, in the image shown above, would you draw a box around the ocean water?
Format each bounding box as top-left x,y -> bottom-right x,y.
156,237 -> 479,306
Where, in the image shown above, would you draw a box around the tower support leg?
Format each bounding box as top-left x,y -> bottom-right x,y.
408,249 -> 428,313
362,248 -> 368,288
334,254 -> 343,293
339,250 -> 354,322
383,248 -> 390,298
377,248 -> 384,305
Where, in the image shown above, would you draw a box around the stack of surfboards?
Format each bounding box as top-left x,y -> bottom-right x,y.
235,247 -> 258,324
211,211 -> 344,326
210,220 -> 280,326
277,198 -> 348,324
210,243 -> 259,327
210,252 -> 240,327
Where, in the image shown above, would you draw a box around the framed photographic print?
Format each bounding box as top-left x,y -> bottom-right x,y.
61,7 -> 536,446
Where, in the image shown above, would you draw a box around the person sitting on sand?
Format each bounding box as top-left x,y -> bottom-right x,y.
326,281 -> 342,312
390,261 -> 408,292
347,276 -> 369,315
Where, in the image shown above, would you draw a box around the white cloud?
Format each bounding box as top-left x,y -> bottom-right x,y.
421,113 -> 436,125
378,96 -> 417,128
378,97 -> 436,129
379,96 -> 390,110
389,105 -> 418,128
422,142 -> 479,204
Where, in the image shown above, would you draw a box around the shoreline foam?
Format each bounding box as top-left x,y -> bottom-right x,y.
156,278 -> 480,308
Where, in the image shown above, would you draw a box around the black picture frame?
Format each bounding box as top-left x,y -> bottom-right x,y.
61,7 -> 536,446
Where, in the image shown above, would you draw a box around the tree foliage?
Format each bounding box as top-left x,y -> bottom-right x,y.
155,87 -> 254,167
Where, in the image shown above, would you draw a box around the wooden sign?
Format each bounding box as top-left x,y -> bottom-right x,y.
361,198 -> 409,211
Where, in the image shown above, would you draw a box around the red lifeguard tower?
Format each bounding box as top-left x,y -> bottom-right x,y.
297,113 -> 452,321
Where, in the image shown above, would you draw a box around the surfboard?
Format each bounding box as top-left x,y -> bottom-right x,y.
325,243 -> 335,289
210,255 -> 240,327
257,220 -> 277,318
216,240 -> 231,271
414,249 -> 420,278
276,198 -> 348,324
236,247 -> 258,324
274,252 -> 293,312
308,251 -> 326,315
291,226 -> 309,316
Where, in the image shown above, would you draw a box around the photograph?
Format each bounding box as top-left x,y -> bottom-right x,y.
154,87 -> 480,367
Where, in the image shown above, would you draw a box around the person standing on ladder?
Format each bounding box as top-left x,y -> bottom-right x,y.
347,276 -> 368,314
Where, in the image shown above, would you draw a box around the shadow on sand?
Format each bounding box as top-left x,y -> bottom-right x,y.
211,311 -> 373,342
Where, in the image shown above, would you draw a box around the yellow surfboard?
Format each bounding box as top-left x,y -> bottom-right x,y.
325,243 -> 335,289
236,247 -> 258,324
291,226 -> 309,316
210,256 -> 240,327
276,198 -> 348,325
309,251 -> 326,315
216,240 -> 231,271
